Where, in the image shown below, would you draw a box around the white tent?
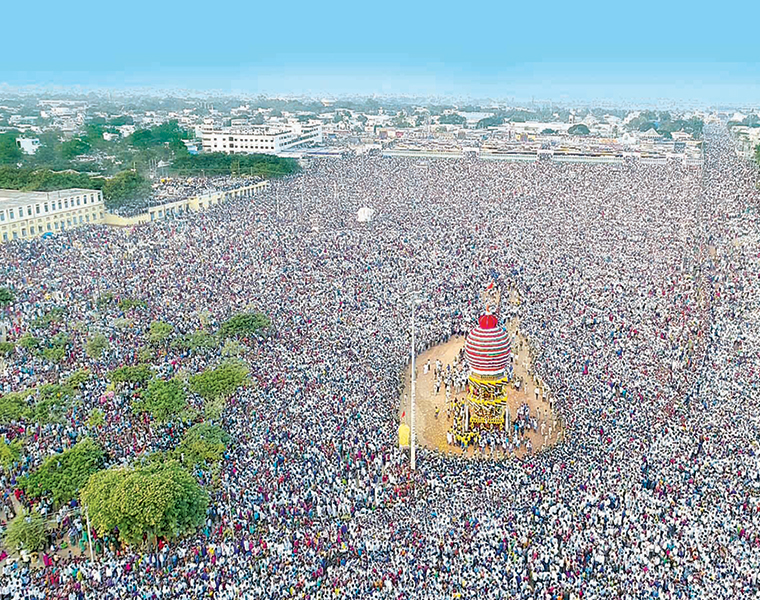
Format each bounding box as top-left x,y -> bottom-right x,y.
357,206 -> 375,222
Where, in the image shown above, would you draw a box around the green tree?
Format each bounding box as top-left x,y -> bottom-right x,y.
118,297 -> 148,312
391,112 -> 410,128
31,307 -> 65,329
42,345 -> 65,363
0,286 -> 14,307
3,510 -> 49,553
86,333 -> 110,358
0,133 -> 23,165
81,462 -> 208,547
0,166 -> 102,191
19,438 -> 105,505
101,171 -> 152,210
0,341 -> 15,356
203,398 -> 224,421
133,379 -> 187,423
476,115 -> 506,129
17,334 -> 41,352
172,152 -> 299,178
175,423 -> 231,467
189,361 -> 249,402
127,121 -> 189,150
107,116 -> 134,126
108,364 -> 153,386
568,124 -> 591,136
218,312 -> 271,338
49,332 -> 69,347
0,438 -> 22,470
27,384 -> 75,424
173,330 -> 217,352
60,138 -> 91,160
438,113 -> 466,125
221,339 -> 244,357
65,368 -> 91,389
148,321 -> 174,345
87,408 -> 105,428
0,390 -> 33,423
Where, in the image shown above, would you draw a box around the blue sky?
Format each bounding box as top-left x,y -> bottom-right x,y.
2,0 -> 759,105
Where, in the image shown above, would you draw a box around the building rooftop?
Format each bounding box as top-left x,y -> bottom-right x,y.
0,188 -> 100,210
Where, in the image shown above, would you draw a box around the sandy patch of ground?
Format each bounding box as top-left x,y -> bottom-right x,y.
399,318 -> 563,460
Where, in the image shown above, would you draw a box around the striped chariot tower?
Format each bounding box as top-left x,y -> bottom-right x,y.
463,312 -> 512,432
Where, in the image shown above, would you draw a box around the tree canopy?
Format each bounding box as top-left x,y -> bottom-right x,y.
108,364 -> 153,386
85,333 -> 109,358
133,378 -> 187,423
0,287 -> 15,307
568,124 -> 591,136
0,390 -> 32,423
148,321 -> 174,345
172,330 -> 217,352
81,462 -> 208,547
218,312 -> 271,338
0,166 -> 103,192
101,170 -> 152,209
0,132 -> 23,165
0,438 -> 22,470
189,361 -> 249,402
438,113 -> 466,125
172,152 -> 300,178
625,111 -> 704,139
127,120 -> 189,150
60,138 -> 92,160
3,510 -> 49,553
65,368 -> 91,389
19,438 -> 105,506
176,423 -> 231,467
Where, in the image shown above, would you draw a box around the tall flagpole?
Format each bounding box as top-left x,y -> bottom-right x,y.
410,296 -> 418,471
85,503 -> 94,562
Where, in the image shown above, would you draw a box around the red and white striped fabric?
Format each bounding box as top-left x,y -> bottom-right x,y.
465,313 -> 511,376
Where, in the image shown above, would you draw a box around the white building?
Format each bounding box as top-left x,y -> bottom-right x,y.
0,188 -> 105,243
201,121 -> 323,155
15,138 -> 40,155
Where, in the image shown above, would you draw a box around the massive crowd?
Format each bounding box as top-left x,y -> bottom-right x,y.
1,125 -> 760,599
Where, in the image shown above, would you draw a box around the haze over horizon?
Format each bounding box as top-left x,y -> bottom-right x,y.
2,0 -> 760,106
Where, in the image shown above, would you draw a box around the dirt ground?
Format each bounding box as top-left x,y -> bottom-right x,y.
399,318 -> 562,460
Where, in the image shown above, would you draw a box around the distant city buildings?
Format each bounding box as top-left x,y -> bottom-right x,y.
200,121 -> 322,155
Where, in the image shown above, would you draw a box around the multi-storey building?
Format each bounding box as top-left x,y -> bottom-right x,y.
200,121 -> 322,155
0,188 -> 105,242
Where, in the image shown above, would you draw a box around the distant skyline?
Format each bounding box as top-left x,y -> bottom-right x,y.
3,0 -> 760,106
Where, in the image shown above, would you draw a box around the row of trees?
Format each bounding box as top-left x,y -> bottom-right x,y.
625,111 -> 704,139
171,152 -> 300,178
107,359 -> 249,424
5,420 -> 232,552
0,165 -> 104,192
1,120 -> 192,172
0,166 -> 152,209
0,370 -> 89,425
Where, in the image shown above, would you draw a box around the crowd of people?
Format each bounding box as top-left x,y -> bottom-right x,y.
1,124 -> 760,599
110,175 -> 264,217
